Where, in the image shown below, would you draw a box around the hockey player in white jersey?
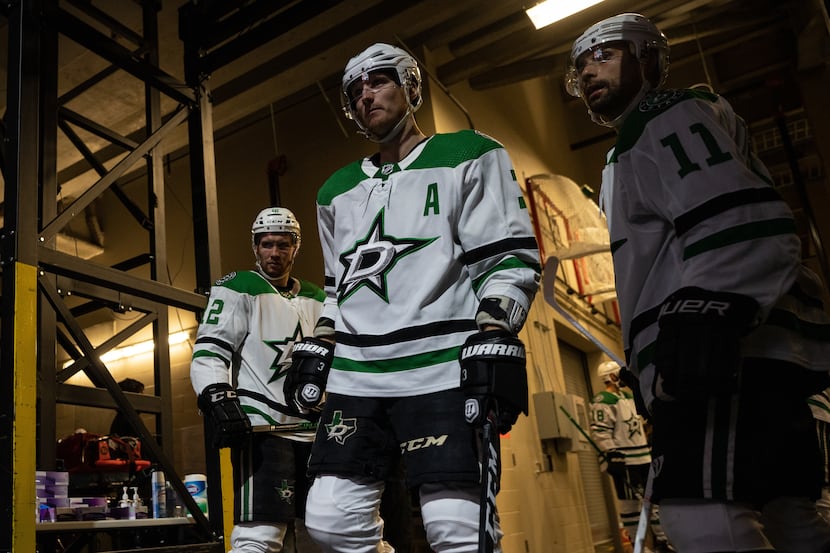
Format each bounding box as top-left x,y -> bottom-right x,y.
568,12 -> 830,553
590,361 -> 669,551
191,207 -> 324,552
283,43 -> 540,552
810,387 -> 830,526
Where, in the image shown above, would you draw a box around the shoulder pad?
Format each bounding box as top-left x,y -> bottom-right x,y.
592,390 -> 619,405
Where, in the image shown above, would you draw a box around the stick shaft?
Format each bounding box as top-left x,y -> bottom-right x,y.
478,412 -> 500,553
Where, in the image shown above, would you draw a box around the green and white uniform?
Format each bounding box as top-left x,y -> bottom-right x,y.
316,129 -> 540,398
599,89 -> 830,409
599,88 -> 830,552
590,390 -> 651,465
191,270 -> 324,435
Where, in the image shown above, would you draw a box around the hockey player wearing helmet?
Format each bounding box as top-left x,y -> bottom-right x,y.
590,361 -> 671,551
571,12 -> 830,553
191,207 -> 325,552
284,43 -> 540,552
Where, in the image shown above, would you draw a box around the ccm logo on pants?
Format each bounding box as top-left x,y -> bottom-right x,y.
400,435 -> 448,453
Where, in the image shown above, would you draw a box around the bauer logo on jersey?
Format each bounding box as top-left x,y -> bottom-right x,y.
460,342 -> 525,360
337,208 -> 437,303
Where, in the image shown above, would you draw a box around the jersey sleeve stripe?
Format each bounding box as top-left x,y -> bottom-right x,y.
673,187 -> 784,237
195,335 -> 235,354
460,236 -> 539,265
470,256 -> 541,292
683,218 -> 796,260
191,349 -> 231,366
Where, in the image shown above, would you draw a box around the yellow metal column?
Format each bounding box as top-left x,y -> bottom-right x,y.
12,262 -> 38,552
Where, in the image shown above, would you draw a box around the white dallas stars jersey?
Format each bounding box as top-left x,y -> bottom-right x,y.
600,89 -> 830,408
809,388 -> 830,424
190,271 -> 324,437
590,390 -> 651,465
316,129 -> 540,397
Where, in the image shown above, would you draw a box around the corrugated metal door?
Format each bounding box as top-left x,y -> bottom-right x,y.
559,341 -> 616,550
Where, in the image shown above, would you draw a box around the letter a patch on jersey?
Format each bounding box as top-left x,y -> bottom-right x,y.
423,182 -> 440,215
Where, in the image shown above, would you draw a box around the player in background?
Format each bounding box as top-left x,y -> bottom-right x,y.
590,361 -> 670,552
191,207 -> 324,552
568,12 -> 830,553
283,43 -> 540,552
809,388 -> 830,525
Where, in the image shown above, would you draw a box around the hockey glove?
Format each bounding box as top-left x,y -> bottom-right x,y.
284,337 -> 334,412
198,383 -> 252,449
654,287 -> 759,401
459,329 -> 528,434
601,450 -> 626,478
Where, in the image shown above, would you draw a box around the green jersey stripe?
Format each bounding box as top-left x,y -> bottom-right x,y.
333,346 -> 460,373
683,218 -> 796,260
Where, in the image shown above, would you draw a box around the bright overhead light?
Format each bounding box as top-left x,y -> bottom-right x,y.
62,330 -> 192,369
525,0 -> 607,30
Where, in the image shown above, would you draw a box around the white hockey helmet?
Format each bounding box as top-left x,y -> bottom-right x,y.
565,13 -> 669,98
341,43 -> 423,141
251,207 -> 301,249
597,360 -> 621,384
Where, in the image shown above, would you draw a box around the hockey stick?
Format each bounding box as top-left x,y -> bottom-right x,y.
251,421 -> 317,433
558,404 -> 605,458
633,462 -> 656,553
559,405 -> 642,496
477,408 -> 501,553
542,256 -> 625,367
561,402 -> 652,552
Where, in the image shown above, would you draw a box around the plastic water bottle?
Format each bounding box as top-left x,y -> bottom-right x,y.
151,470 -> 167,518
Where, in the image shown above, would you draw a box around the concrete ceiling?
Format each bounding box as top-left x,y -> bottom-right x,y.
0,0 -> 823,204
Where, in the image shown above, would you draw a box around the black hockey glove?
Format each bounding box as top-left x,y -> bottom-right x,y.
601,450 -> 626,478
198,383 -> 252,449
284,337 -> 334,412
654,287 -> 759,401
459,329 -> 528,434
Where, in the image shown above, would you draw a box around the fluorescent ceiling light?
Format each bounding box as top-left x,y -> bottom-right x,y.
525,0 -> 607,30
62,330 -> 192,368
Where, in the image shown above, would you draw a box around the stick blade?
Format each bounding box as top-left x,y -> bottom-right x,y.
542,256 -> 560,306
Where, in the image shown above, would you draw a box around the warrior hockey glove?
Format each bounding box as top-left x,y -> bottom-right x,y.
654,287 -> 759,401
459,329 -> 528,434
601,450 -> 626,479
198,383 -> 252,449
284,337 -> 334,412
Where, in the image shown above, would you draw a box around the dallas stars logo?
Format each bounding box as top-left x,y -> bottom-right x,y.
325,410 -> 357,444
623,412 -> 643,440
275,479 -> 294,503
263,321 -> 304,383
338,208 -> 436,303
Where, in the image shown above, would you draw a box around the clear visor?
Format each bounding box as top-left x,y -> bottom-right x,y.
565,41 -> 631,98
342,69 -> 400,112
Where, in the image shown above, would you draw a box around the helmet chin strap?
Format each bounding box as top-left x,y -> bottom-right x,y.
359,104 -> 413,143
588,71 -> 653,129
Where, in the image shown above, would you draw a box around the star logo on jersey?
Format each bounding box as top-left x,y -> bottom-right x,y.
275,479 -> 294,503
337,208 -> 436,304
263,321 -> 304,384
623,412 -> 643,440
325,410 -> 357,445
